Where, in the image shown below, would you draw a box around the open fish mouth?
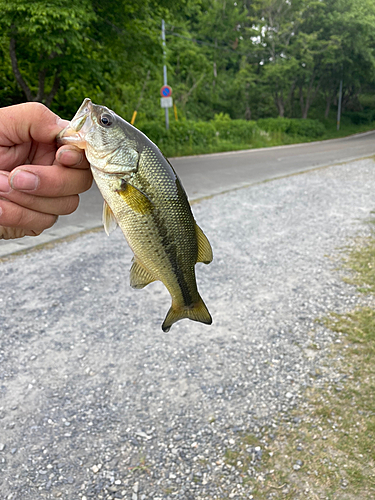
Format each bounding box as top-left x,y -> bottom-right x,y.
56,98 -> 93,148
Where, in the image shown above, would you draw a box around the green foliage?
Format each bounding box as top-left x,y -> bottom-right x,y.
1,0 -> 375,131
140,119 -> 217,153
257,117 -> 326,137
0,0 -> 97,105
344,110 -> 375,125
138,115 -> 329,156
212,114 -> 257,143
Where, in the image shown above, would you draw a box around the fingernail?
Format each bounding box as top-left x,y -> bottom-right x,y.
10,171 -> 39,191
0,172 -> 11,193
57,149 -> 83,166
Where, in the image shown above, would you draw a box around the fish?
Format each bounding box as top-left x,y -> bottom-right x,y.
57,98 -> 213,332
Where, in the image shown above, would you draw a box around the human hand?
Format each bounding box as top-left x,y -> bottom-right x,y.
0,102 -> 92,240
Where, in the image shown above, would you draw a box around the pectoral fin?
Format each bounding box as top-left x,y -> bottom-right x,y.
117,181 -> 154,215
195,224 -> 213,264
102,201 -> 118,235
130,259 -> 156,289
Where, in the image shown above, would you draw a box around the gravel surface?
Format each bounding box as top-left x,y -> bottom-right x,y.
1,159 -> 375,499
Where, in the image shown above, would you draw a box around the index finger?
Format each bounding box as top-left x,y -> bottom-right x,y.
0,102 -> 66,147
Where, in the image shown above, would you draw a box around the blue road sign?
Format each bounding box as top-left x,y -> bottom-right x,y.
160,85 -> 172,97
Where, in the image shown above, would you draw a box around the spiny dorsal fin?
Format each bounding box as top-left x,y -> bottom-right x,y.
117,181 -> 154,215
195,223 -> 213,264
102,201 -> 118,236
129,259 -> 156,289
162,295 -> 212,332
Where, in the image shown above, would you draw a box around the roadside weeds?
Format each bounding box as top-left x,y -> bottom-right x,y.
223,220 -> 375,499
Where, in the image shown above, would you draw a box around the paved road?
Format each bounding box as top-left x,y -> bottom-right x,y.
1,130 -> 375,257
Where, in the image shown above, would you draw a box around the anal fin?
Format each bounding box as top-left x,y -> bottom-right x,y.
130,259 -> 156,289
195,223 -> 213,264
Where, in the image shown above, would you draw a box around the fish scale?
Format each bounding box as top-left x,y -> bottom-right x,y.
57,98 -> 213,332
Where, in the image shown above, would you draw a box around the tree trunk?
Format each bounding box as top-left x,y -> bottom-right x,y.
9,34 -> 34,102
274,89 -> 285,117
35,69 -> 46,102
324,93 -> 331,119
245,104 -> 251,120
9,27 -> 60,108
288,80 -> 296,117
245,83 -> 251,120
300,74 -> 320,119
44,69 -> 61,108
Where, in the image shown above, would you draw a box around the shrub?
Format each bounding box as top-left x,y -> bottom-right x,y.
138,115 -> 326,156
139,119 -> 217,154
257,117 -> 291,133
287,119 -> 325,138
213,114 -> 257,143
345,110 -> 375,125
258,117 -> 325,137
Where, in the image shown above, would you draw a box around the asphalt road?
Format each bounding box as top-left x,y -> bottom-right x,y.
1,130 -> 375,257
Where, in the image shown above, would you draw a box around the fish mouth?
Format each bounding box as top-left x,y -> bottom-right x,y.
56,98 -> 93,149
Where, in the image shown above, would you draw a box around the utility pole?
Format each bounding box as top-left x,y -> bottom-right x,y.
337,77 -> 343,131
161,19 -> 169,130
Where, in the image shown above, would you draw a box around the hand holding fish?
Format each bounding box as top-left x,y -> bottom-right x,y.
0,102 -> 92,239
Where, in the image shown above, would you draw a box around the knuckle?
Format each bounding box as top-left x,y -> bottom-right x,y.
83,173 -> 93,192
62,195 -> 79,215
29,101 -> 49,115
10,206 -> 25,228
44,215 -> 58,230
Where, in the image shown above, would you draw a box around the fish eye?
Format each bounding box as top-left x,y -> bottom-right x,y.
99,113 -> 113,127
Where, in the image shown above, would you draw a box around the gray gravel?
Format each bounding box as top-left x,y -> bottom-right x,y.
1,158 -> 375,499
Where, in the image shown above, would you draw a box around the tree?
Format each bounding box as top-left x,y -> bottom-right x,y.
301,0 -> 375,118
0,0 -> 96,107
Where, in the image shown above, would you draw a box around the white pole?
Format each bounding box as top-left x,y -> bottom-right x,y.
161,19 -> 169,130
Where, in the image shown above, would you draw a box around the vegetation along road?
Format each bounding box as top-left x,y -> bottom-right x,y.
1,129 -> 375,258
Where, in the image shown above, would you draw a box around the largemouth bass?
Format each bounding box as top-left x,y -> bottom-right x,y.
57,98 -> 213,332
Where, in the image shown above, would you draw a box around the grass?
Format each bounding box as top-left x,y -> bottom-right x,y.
222,222 -> 375,499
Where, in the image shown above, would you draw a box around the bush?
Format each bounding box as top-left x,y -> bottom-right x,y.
139,119 -> 218,154
137,115 -> 326,156
138,121 -> 168,145
257,117 -> 291,133
345,110 -> 375,125
257,117 -> 325,138
213,114 -> 257,143
169,120 -> 216,148
287,119 -> 325,138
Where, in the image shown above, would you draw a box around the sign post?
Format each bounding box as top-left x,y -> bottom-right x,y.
161,20 -> 169,130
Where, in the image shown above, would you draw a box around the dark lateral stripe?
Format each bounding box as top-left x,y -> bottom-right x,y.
152,208 -> 194,307
138,153 -> 195,307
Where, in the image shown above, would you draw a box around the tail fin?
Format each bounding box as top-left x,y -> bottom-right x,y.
162,296 -> 212,332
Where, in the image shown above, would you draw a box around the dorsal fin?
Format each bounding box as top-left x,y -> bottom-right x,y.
195,223 -> 213,264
